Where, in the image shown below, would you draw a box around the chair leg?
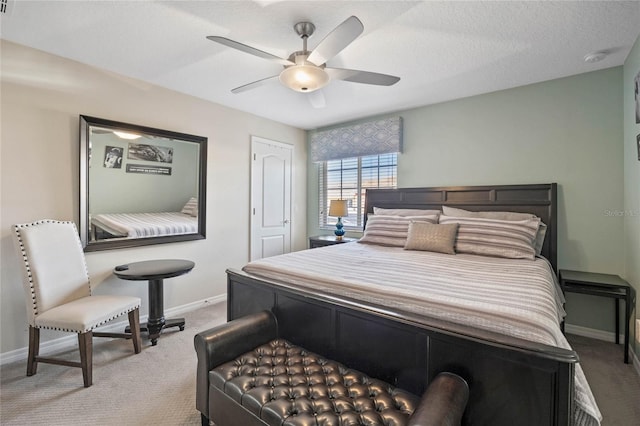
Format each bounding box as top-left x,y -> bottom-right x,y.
129,309 -> 142,354
78,331 -> 93,387
27,326 -> 39,376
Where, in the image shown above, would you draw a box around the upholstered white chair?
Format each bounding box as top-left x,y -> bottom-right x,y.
12,219 -> 142,387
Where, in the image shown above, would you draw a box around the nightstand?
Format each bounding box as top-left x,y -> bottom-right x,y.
309,235 -> 358,249
559,269 -> 636,364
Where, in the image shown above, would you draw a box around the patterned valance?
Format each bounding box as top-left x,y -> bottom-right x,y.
310,116 -> 403,162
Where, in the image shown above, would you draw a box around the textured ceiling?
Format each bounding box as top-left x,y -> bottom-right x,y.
1,1 -> 639,130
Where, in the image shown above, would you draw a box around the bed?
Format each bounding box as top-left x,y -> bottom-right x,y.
91,212 -> 198,240
226,183 -> 601,426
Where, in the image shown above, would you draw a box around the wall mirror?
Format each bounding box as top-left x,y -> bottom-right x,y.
79,115 -> 207,251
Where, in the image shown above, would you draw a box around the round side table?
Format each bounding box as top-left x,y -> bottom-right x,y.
113,259 -> 194,346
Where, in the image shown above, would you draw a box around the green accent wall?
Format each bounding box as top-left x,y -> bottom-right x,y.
89,133 -> 199,214
308,67 -> 626,338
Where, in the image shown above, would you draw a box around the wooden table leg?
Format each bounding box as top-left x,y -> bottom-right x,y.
164,318 -> 186,331
125,279 -> 186,345
147,278 -> 166,346
615,298 -> 620,345
624,289 -> 630,364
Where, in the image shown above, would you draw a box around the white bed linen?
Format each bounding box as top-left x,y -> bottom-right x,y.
91,212 -> 197,238
243,242 -> 601,426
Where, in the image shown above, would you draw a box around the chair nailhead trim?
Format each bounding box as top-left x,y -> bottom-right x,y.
13,219 -> 140,331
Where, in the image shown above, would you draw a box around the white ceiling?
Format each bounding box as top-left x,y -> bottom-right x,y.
1,1 -> 639,130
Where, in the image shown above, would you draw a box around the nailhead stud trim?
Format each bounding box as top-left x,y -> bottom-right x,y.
12,219 -> 140,332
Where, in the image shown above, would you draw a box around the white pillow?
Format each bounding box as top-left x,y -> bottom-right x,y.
373,207 -> 441,217
181,197 -> 198,216
442,206 -> 546,256
439,215 -> 540,260
442,206 -> 536,221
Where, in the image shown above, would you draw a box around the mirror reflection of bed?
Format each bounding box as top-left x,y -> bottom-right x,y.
80,115 -> 207,250
89,129 -> 198,241
90,199 -> 199,241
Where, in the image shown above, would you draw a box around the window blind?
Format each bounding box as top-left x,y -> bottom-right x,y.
318,153 -> 397,229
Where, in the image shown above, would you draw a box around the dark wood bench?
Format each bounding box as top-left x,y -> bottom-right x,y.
194,311 -> 469,426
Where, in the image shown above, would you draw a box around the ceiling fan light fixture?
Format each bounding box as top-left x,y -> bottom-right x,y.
583,51 -> 607,63
209,16 -> 397,98
279,64 -> 329,93
113,130 -> 142,140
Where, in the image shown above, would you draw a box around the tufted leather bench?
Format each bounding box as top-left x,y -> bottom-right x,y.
195,311 -> 469,426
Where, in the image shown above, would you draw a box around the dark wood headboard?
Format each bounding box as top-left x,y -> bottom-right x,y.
365,183 -> 557,272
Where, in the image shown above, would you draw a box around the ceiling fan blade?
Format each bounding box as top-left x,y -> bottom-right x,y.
308,90 -> 326,108
307,16 -> 364,66
231,75 -> 279,94
207,36 -> 293,66
325,67 -> 400,86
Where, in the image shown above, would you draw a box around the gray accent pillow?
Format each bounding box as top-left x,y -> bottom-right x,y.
404,222 -> 459,254
439,215 -> 540,260
359,214 -> 439,247
442,206 -> 546,256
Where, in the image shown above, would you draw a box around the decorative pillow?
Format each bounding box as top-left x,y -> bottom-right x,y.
404,222 -> 459,254
373,207 -> 441,217
181,197 -> 198,216
442,206 -> 547,256
359,214 -> 439,247
442,206 -> 535,221
532,223 -> 546,255
439,215 -> 540,260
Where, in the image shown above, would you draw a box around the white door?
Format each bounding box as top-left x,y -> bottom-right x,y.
250,136 -> 292,261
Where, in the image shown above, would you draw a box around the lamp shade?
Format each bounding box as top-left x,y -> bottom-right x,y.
279,64 -> 329,93
328,199 -> 348,217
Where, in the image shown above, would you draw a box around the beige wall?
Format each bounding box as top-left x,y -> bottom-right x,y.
623,35 -> 640,356
308,67 -> 626,339
0,41 -> 307,355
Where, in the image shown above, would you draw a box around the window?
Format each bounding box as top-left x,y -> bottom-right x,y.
319,153 -> 397,230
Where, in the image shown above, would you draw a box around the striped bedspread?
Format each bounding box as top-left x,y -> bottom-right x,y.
91,212 -> 197,238
243,242 -> 602,426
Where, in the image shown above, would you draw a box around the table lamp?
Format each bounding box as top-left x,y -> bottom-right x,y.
328,199 -> 349,240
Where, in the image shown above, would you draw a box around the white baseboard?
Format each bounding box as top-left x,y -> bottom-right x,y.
163,294 -> 226,317
564,323 -> 623,343
565,322 -> 640,378
0,295 -> 226,366
633,349 -> 640,377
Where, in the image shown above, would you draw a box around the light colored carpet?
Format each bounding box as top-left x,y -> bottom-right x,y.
1,302 -> 639,425
566,334 -> 640,426
0,301 -> 226,425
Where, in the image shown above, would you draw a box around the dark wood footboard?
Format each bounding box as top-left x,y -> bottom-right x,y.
227,268 -> 577,426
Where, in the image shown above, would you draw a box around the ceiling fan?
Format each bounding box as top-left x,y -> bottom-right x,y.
206,16 -> 400,102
